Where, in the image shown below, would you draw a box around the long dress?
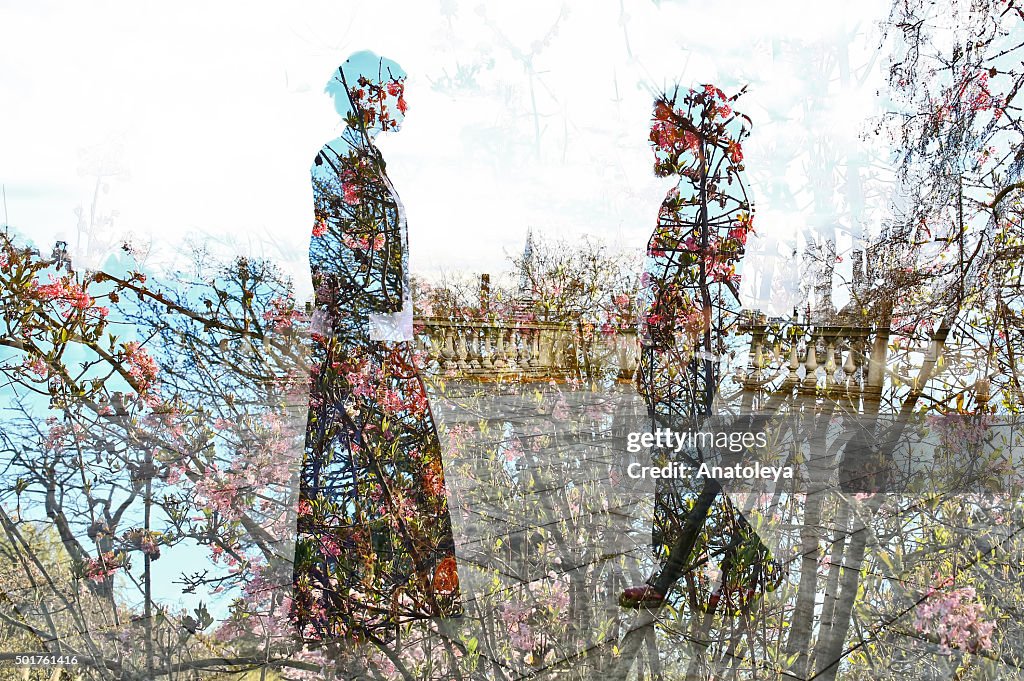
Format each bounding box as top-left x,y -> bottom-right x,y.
291,129 -> 462,643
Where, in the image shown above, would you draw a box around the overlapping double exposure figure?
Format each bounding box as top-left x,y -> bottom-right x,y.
622,85 -> 783,611
292,52 -> 462,643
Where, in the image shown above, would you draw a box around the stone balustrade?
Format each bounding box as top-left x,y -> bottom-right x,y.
415,317 -> 639,382
737,312 -> 887,400
415,308 -> 891,396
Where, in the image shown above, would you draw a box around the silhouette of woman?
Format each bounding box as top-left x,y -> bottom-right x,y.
291,52 -> 461,643
620,85 -> 782,610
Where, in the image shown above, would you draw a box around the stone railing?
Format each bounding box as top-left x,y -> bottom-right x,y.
415,317 -> 639,382
737,312 -> 888,400
415,309 -> 900,396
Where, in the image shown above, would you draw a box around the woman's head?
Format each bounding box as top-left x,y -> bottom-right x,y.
648,83 -> 752,185
326,51 -> 408,138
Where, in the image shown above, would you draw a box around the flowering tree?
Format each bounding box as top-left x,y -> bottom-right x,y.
730,4 -> 1024,678
0,230 -> 320,678
415,233 -> 641,387
511,233 -> 640,386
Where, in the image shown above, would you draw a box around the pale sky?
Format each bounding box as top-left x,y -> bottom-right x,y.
1,0 -> 895,313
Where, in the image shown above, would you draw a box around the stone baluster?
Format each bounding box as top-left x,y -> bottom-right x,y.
757,340 -> 770,376
417,323 -> 433,359
468,326 -> 484,371
786,337 -> 800,386
493,326 -> 509,370
529,328 -> 543,369
538,327 -> 556,372
802,332 -> 819,394
865,325 -> 888,399
505,326 -> 520,370
455,324 -> 471,370
514,327 -> 528,370
740,321 -> 765,390
745,332 -> 764,389
843,336 -> 857,393
622,334 -> 633,378
427,324 -> 443,365
424,323 -> 440,364
522,327 -> 535,370
441,325 -> 458,371
477,326 -> 493,370
521,327 -> 533,370
823,330 -> 837,390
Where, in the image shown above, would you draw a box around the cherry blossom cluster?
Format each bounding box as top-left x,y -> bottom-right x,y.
121,528 -> 162,560
937,70 -> 1004,123
341,232 -> 387,251
349,75 -> 407,133
913,582 -> 995,653
121,341 -> 160,394
311,157 -> 377,237
77,550 -> 129,583
31,274 -> 99,314
261,296 -> 302,333
650,84 -> 745,179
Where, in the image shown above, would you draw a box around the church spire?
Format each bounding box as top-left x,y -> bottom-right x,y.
519,227 -> 536,295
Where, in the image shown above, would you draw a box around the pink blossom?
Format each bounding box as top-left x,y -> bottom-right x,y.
345,368 -> 374,399
81,551 -> 126,582
503,438 -> 525,463
913,584 -> 995,654
319,536 -> 342,557
165,466 -> 183,485
122,341 -> 160,392
261,296 -> 300,333
33,275 -> 94,315
704,84 -> 727,100
25,356 -> 49,379
342,234 -> 371,250
342,184 -> 360,206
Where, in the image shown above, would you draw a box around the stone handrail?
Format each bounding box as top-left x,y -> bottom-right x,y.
737,312 -> 887,400
415,317 -> 639,381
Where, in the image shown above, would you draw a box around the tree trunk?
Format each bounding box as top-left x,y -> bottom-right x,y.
811,508 -> 870,681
